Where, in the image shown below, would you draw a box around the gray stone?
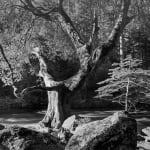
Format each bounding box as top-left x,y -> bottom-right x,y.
58,115 -> 78,143
62,115 -> 77,133
142,127 -> 150,137
65,111 -> 137,150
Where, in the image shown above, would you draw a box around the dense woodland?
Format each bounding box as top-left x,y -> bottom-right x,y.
0,0 -> 150,130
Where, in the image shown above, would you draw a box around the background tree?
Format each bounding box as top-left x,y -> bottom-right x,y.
97,0 -> 150,111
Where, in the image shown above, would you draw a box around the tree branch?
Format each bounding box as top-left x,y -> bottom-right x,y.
64,45 -> 90,91
107,0 -> 132,48
58,0 -> 133,91
92,0 -> 133,65
19,0 -> 90,92
69,0 -> 133,91
58,9 -> 85,48
17,84 -> 64,98
20,0 -> 85,48
20,0 -> 58,21
87,9 -> 99,54
18,0 -> 133,93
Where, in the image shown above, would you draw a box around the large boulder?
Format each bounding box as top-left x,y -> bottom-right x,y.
59,115 -> 92,143
65,111 -> 137,150
62,115 -> 78,133
61,115 -> 91,133
137,127 -> 150,150
142,127 -> 150,137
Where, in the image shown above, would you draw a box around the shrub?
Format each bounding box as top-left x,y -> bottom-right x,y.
96,55 -> 150,111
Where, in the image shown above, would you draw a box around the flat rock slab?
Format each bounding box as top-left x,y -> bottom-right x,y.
65,111 -> 137,150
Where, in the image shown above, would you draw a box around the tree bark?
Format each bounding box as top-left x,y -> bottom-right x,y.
39,85 -> 71,129
40,90 -> 64,129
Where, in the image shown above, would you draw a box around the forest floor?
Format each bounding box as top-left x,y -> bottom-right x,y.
0,109 -> 149,133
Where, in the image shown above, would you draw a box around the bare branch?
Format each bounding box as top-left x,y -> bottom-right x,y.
21,17 -> 38,49
22,84 -> 62,94
19,84 -> 63,98
0,4 -> 25,11
87,9 -> 99,54
13,81 -> 64,98
18,0 -> 133,93
91,0 -> 133,66
58,0 -> 85,47
107,0 -> 132,46
20,0 -> 85,48
14,46 -> 64,98
64,45 -> 90,91
20,0 -> 58,21
76,0 -> 133,92
57,8 -> 85,48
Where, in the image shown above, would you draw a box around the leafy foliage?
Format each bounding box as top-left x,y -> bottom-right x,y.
97,55 -> 150,111
0,0 -> 34,85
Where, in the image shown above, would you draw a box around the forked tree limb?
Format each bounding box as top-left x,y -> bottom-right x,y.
0,44 -> 63,99
20,0 -> 85,46
20,0 -> 132,58
16,0 -> 133,95
19,0 -> 90,92
87,9 -> 99,54
21,0 -> 58,21
64,0 -> 133,91
107,0 -> 132,49
91,0 -> 134,66
17,84 -> 63,98
58,8 -> 85,48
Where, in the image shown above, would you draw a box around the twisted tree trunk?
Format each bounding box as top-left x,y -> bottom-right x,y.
41,89 -> 64,129
15,0 -> 133,129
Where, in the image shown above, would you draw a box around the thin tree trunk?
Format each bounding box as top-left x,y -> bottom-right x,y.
120,34 -> 124,66
40,90 -> 64,129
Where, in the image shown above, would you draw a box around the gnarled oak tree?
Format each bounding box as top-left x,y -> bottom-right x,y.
11,0 -> 133,129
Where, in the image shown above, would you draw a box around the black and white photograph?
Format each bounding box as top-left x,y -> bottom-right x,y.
0,0 -> 149,149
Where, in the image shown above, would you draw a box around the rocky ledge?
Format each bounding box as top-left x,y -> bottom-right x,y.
0,111 -> 137,150
65,111 -> 137,150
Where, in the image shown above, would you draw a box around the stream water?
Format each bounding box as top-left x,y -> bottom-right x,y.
0,109 -> 150,133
